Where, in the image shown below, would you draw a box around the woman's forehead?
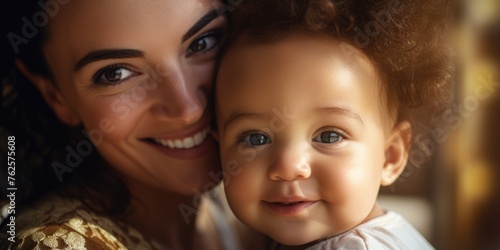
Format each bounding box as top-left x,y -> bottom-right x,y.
46,0 -> 218,44
40,0 -> 221,78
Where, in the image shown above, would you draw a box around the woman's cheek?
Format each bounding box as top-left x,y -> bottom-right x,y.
78,97 -> 144,144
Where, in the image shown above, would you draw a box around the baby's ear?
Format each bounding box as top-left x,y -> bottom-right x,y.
380,121 -> 412,186
16,59 -> 81,126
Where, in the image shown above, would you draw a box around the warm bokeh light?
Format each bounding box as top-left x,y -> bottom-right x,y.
448,0 -> 500,249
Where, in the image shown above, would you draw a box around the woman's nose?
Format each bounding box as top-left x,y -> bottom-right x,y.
268,145 -> 312,181
149,65 -> 206,124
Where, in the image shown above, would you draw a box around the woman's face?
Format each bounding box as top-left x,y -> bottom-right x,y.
40,0 -> 225,195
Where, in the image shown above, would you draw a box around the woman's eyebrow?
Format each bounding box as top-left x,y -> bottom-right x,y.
182,9 -> 221,43
74,49 -> 145,71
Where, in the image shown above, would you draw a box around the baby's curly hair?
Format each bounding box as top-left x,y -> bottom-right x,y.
225,0 -> 453,119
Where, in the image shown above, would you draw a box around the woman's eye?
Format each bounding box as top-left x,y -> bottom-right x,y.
313,131 -> 343,144
241,133 -> 271,146
93,65 -> 136,85
187,31 -> 222,55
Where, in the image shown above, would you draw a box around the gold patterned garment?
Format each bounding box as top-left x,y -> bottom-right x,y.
0,193 -> 162,250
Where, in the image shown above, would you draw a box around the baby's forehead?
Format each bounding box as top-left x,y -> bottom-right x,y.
332,41 -> 378,80
219,33 -> 381,89
216,33 -> 395,127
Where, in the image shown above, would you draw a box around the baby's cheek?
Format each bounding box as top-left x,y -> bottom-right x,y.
224,160 -> 264,218
315,153 -> 376,201
224,160 -> 259,198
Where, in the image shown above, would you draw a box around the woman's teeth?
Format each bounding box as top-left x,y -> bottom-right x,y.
153,127 -> 210,149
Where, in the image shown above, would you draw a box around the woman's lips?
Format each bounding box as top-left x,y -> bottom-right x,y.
264,200 -> 318,216
150,126 -> 211,149
145,134 -> 216,159
143,124 -> 216,159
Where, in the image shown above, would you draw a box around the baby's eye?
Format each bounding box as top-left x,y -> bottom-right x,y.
313,131 -> 343,144
241,133 -> 272,146
187,31 -> 223,55
93,65 -> 136,85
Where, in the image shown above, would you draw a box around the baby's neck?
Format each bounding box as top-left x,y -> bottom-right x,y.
277,242 -> 319,250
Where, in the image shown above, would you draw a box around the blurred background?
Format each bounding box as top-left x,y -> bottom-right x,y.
379,0 -> 500,249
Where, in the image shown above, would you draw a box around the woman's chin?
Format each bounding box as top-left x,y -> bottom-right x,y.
174,162 -> 222,196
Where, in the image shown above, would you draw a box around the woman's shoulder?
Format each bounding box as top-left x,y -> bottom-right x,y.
1,193 -> 161,249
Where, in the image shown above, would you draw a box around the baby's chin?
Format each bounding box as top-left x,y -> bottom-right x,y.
271,235 -> 324,248
266,228 -> 334,247
258,220 -> 354,247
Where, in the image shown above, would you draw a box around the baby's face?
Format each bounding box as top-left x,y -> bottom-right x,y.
216,34 -> 404,245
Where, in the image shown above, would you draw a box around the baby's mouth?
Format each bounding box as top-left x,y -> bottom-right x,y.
272,201 -> 304,206
147,126 -> 211,149
264,200 -> 318,215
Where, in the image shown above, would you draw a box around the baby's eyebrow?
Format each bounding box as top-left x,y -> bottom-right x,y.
314,107 -> 365,126
222,112 -> 265,134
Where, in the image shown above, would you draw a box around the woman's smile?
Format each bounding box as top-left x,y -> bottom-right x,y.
150,126 -> 211,149
144,124 -> 217,159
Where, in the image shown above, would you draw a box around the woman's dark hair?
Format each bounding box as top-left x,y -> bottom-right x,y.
226,0 -> 454,119
1,1 -> 129,214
